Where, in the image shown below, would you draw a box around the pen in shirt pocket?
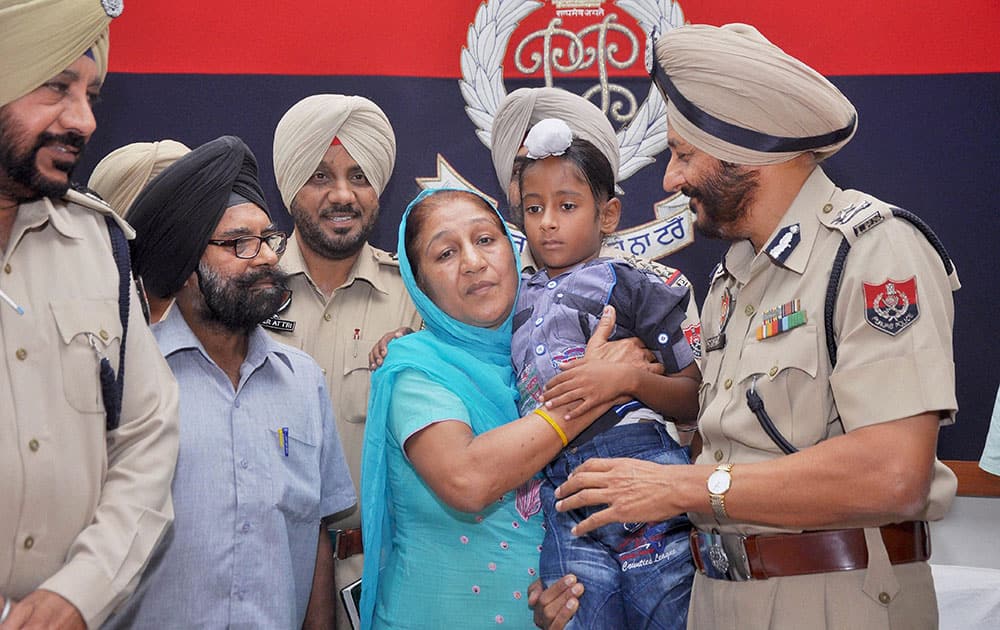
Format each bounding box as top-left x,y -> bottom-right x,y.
353,328 -> 361,358
277,426 -> 289,456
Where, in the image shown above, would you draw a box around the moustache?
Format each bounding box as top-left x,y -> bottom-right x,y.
318,203 -> 361,219
38,131 -> 87,152
234,266 -> 289,291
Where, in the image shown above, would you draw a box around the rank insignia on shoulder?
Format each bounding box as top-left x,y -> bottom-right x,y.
863,277 -> 919,335
831,200 -> 872,226
261,317 -> 295,333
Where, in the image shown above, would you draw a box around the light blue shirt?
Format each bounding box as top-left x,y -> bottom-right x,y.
104,308 -> 355,629
980,385 -> 1000,475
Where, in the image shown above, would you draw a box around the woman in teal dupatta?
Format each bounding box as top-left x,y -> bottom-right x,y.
360,188 -> 609,628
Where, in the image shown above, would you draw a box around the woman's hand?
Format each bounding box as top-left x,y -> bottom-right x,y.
527,576 -> 583,629
368,327 -> 414,370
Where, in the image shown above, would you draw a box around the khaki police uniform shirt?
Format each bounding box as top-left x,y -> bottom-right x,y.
687,168 -> 958,629
0,191 -> 180,628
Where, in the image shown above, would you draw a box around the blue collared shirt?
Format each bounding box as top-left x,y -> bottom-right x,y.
104,308 -> 355,629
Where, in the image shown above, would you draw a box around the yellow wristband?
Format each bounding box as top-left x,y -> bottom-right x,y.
533,408 -> 568,447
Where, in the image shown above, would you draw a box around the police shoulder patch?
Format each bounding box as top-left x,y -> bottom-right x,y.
863,276 -> 920,335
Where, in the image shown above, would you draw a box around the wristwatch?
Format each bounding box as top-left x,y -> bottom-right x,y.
707,463 -> 734,520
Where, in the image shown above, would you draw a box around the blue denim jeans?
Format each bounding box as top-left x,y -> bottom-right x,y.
540,422 -> 695,630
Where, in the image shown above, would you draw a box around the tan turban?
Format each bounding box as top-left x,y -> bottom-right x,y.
88,140 -> 191,216
652,23 -> 857,165
272,94 -> 396,208
491,87 -> 620,192
0,0 -> 117,107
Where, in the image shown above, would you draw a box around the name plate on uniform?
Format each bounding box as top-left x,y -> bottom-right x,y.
261,317 -> 295,332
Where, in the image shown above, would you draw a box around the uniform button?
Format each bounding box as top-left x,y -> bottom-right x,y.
546,280 -> 557,289
23,536 -> 34,549
822,203 -> 834,214
878,592 -> 891,604
28,438 -> 39,452
240,459 -> 248,469
241,522 -> 251,533
714,450 -> 724,462
744,305 -> 755,317
99,329 -> 109,341
3,263 -> 10,273
323,313 -> 332,322
534,316 -> 544,326
534,344 -> 546,355
234,401 -> 241,409
15,348 -> 27,361
657,333 -> 669,344
768,366 -> 778,377
321,368 -> 327,375
724,378 -> 732,389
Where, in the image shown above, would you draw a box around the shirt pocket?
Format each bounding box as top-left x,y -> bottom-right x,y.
268,415 -> 321,521
340,338 -> 375,424
50,298 -> 122,414
731,323 -> 825,452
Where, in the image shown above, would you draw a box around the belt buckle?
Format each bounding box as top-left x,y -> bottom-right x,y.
332,528 -> 349,560
698,531 -> 753,581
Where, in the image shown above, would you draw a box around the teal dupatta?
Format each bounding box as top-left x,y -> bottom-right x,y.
359,188 -> 521,628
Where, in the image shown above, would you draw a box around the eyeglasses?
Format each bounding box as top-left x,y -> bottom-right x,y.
208,231 -> 288,259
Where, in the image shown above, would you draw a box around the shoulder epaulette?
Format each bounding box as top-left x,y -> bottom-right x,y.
64,188 -> 134,238
615,253 -> 691,289
817,193 -> 892,247
373,248 -> 401,268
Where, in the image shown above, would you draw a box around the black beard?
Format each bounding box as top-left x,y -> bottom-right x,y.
196,264 -> 290,333
684,161 -> 759,241
289,200 -> 377,260
0,110 -> 86,201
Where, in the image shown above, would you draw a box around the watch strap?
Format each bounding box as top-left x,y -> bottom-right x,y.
709,463 -> 733,520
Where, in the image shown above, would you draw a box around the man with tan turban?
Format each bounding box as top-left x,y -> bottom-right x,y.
0,2 -> 179,628
88,139 -> 191,217
271,93 -> 420,629
552,23 -> 959,629
88,140 -> 192,322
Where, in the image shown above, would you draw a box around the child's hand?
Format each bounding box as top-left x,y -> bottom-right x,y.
368,327 -> 414,370
542,306 -> 631,419
543,358 -> 632,420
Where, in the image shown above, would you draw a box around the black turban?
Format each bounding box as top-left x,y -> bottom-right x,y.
128,135 -> 269,299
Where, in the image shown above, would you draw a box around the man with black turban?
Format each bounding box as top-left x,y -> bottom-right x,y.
0,3 -> 179,628
548,23 -> 960,630
104,136 -> 356,629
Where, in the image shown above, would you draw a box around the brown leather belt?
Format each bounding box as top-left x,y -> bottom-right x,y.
334,527 -> 364,561
690,520 -> 930,581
